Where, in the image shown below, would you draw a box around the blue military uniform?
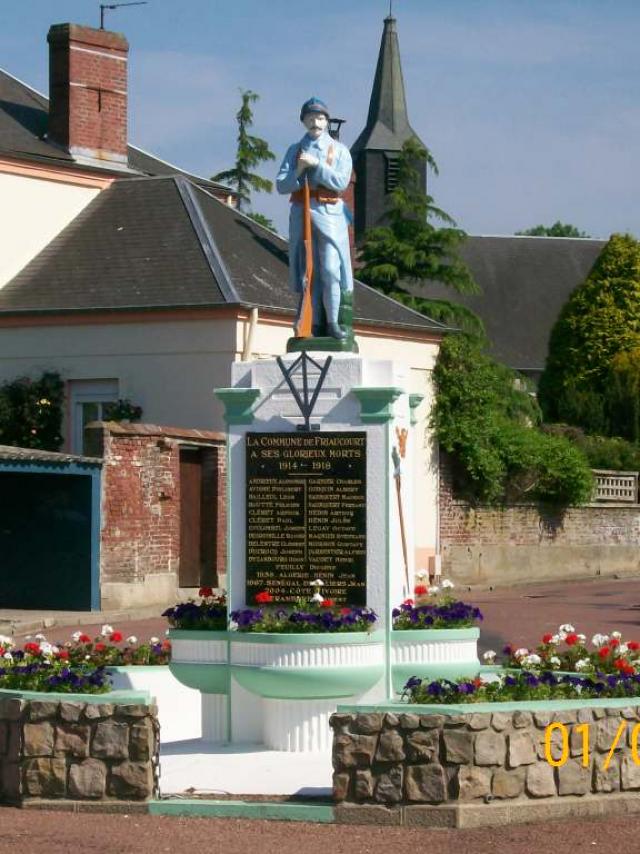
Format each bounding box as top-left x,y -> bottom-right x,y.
276,98 -> 353,337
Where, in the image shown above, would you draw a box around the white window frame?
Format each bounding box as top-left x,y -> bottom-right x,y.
69,379 -> 119,454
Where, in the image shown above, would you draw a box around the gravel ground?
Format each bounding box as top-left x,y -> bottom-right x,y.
1,810 -> 640,854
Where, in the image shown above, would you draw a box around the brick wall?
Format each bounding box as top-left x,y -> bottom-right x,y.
86,422 -> 226,608
439,453 -> 640,586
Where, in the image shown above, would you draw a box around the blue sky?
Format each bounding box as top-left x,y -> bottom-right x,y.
2,0 -> 639,237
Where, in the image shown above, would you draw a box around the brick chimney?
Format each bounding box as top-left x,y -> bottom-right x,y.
47,23 -> 129,167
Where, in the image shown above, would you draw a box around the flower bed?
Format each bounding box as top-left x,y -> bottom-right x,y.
392,578 -> 483,630
0,634 -> 109,694
162,587 -> 227,631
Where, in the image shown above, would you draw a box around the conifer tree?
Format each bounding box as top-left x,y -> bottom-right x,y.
212,89 -> 275,213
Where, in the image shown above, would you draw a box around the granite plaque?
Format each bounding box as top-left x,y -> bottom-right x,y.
245,432 -> 367,605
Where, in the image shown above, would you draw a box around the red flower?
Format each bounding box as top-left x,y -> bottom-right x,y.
56,650 -> 69,660
403,598 -> 414,607
623,664 -> 635,676
94,642 -> 106,652
614,658 -> 625,670
199,586 -> 214,598
24,642 -> 40,655
255,591 -> 273,605
78,634 -> 92,644
565,633 -> 579,646
542,633 -> 554,644
610,638 -> 620,648
110,632 -> 123,643
340,607 -> 351,616
161,639 -> 171,650
414,585 -> 429,596
598,646 -> 610,659
473,677 -> 483,688
321,599 -> 335,608
628,641 -> 640,651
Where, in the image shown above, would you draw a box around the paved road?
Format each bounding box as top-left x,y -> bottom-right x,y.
1,809 -> 640,854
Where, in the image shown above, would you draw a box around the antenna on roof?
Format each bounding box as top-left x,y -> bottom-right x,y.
100,1 -> 148,30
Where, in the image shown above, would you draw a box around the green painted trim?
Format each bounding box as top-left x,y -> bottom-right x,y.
225,432 -> 233,744
0,688 -> 151,704
231,663 -> 384,699
169,662 -> 229,694
338,696 -> 640,714
391,628 -> 480,641
408,393 -> 425,426
384,420 -> 392,700
230,631 -> 383,645
286,335 -> 358,354
106,666 -> 168,674
168,630 -> 229,641
214,388 -> 260,425
352,387 -> 403,424
149,799 -> 334,823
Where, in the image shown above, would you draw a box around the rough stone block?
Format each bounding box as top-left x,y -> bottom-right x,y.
507,732 -> 536,767
332,771 -> 350,801
621,707 -> 638,720
557,758 -> 590,795
491,712 -> 511,731
333,734 -> 377,770
22,758 -> 67,797
373,765 -> 402,804
83,704 -> 114,721
354,769 -> 374,801
330,714 -> 353,733
23,722 -> 55,757
525,763 -> 556,798
467,714 -> 490,731
419,714 -> 445,729
405,729 -> 439,763
68,759 -> 107,799
398,714 -> 420,730
475,730 -> 506,766
512,711 -> 532,729
6,724 -> 21,761
593,754 -> 621,793
92,720 -> 129,759
334,804 -> 402,825
621,755 -> 640,791
457,766 -> 492,801
0,721 -> 7,755
384,713 -> 400,728
130,721 -> 155,762
28,701 -> 59,722
404,763 -> 447,803
533,711 -> 552,728
375,730 -> 405,763
3,699 -> 25,722
55,724 -> 91,758
492,767 -> 525,799
554,710 -> 577,724
1,762 -> 21,799
577,708 -> 594,724
109,761 -> 154,800
592,708 -> 606,719
443,730 -> 473,764
404,805 -> 458,828
60,703 -> 85,723
115,704 -> 149,718
596,717 -> 627,753
352,714 -> 382,735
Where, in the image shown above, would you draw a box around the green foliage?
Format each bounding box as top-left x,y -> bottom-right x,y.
358,139 -> 481,334
516,221 -> 590,238
0,371 -> 64,451
539,233 -> 640,431
432,335 -> 593,505
103,398 -> 143,423
607,348 -> 640,442
543,424 -> 640,472
211,89 -> 275,212
247,211 -> 277,232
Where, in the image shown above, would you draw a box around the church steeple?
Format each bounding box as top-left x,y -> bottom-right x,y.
351,15 -> 427,242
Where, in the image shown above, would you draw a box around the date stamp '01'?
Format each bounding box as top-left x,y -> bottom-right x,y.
545,721 -> 640,769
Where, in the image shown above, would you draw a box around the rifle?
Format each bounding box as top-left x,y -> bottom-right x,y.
294,175 -> 313,338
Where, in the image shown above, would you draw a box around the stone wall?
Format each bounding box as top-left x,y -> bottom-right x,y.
439,453 -> 640,586
86,422 -> 226,608
331,704 -> 640,816
0,698 -> 159,804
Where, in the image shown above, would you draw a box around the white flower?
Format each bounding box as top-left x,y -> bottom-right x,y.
549,656 -> 561,668
126,636 -> 138,644
311,592 -> 324,604
619,644 -> 629,655
3,652 -> 12,661
575,658 -> 592,672
34,633 -> 47,641
85,655 -> 91,661
577,634 -> 586,644
611,631 -> 622,640
558,624 -> 575,634
39,642 -> 56,657
514,648 -> 530,660
310,579 -> 325,587
482,650 -> 496,663
592,633 -> 609,648
101,624 -> 114,637
430,586 -> 440,594
72,631 -> 83,642
228,621 -> 238,631
441,579 -> 455,589
0,635 -> 14,647
523,653 -> 542,667
416,569 -> 428,580
150,637 -> 160,644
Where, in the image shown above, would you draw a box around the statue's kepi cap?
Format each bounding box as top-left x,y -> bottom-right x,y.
300,97 -> 330,121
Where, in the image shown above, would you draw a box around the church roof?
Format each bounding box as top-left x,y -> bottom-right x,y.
0,174 -> 447,335
351,16 -> 424,155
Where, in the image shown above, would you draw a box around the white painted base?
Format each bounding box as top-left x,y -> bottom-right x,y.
159,739 -> 332,797
391,636 -> 479,666
263,698 -> 343,752
108,667 -> 201,742
201,693 -> 228,743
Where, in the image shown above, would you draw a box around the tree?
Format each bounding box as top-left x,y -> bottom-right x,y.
516,221 -> 590,238
357,139 -> 483,336
211,89 -> 275,213
538,233 -> 640,433
247,211 -> 276,233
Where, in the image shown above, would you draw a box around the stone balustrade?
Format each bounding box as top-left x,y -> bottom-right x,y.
0,697 -> 159,804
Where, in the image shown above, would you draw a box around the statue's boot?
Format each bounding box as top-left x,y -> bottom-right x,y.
327,322 -> 347,339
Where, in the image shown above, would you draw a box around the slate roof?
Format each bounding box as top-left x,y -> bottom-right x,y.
417,235 -> 606,373
0,445 -> 101,466
0,68 -> 232,194
0,174 -> 447,334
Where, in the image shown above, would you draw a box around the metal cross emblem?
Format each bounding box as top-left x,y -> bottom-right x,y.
276,352 -> 333,431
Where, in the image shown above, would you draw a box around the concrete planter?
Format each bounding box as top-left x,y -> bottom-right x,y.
107,665 -> 202,743
391,627 -> 480,692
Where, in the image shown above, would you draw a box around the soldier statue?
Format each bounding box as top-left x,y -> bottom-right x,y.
276,98 -> 354,344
